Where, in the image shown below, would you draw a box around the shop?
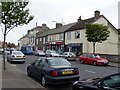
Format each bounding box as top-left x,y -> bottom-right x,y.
45,41 -> 64,52
67,43 -> 83,55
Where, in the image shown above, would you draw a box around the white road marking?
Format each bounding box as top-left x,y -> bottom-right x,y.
10,64 -> 16,66
85,70 -> 96,74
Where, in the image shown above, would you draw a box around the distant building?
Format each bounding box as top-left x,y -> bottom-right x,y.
35,23 -> 75,51
18,24 -> 49,50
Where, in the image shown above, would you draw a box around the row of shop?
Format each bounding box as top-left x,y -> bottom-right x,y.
40,41 -> 83,55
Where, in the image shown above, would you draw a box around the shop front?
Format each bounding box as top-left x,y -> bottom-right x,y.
45,41 -> 64,53
67,43 -> 83,56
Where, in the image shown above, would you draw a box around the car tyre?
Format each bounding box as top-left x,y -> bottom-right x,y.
93,61 -> 97,66
22,61 -> 25,64
27,69 -> 31,77
80,59 -> 84,64
41,76 -> 48,87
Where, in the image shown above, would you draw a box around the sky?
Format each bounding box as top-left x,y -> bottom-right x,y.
0,0 -> 119,45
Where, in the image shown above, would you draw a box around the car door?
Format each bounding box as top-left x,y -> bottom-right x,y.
86,54 -> 93,64
35,58 -> 46,79
30,60 -> 40,76
83,54 -> 89,63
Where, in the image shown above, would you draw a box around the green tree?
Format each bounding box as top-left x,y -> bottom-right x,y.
85,23 -> 110,54
0,1 -> 34,70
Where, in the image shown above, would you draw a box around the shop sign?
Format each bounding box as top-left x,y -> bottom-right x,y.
68,43 -> 82,47
45,41 -> 64,45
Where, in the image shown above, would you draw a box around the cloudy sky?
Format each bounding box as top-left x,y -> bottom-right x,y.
0,0 -> 119,45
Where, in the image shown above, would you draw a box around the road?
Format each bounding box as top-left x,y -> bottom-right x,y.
9,55 -> 119,90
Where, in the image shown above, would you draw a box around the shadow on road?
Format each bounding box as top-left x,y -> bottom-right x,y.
28,75 -> 72,90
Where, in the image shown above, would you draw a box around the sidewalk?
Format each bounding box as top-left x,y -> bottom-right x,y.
1,56 -> 47,89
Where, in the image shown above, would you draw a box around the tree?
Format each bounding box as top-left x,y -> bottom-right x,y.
0,0 -> 34,70
85,23 -> 110,54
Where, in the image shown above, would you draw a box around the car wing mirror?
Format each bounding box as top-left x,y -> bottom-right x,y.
97,82 -> 111,90
30,62 -> 35,65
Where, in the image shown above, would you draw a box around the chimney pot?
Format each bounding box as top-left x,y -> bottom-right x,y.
78,16 -> 82,21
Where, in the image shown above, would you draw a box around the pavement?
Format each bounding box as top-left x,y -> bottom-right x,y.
0,55 -> 47,90
0,54 -> 120,89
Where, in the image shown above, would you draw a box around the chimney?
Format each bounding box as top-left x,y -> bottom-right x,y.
78,16 -> 82,22
42,23 -> 46,27
56,23 -> 62,28
94,10 -> 100,19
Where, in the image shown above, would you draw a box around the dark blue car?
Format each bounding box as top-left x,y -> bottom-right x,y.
27,57 -> 80,87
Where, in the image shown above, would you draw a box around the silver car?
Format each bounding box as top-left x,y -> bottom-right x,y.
60,52 -> 76,60
34,50 -> 45,56
45,50 -> 59,57
7,51 -> 25,63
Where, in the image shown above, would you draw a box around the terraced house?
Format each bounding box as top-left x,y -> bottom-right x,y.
35,23 -> 75,52
65,11 -> 120,62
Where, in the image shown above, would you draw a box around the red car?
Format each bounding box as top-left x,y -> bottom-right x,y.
79,54 -> 109,66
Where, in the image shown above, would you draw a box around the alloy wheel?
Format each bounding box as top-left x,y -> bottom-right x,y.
93,61 -> 97,66
41,76 -> 47,87
27,69 -> 31,76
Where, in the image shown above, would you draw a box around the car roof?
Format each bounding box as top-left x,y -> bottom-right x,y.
12,51 -> 22,53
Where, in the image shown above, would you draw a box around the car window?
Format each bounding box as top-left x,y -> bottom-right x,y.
87,54 -> 93,57
48,58 -> 71,66
38,59 -> 45,67
102,75 -> 120,89
34,60 -> 40,66
93,55 -> 101,58
12,51 -> 23,55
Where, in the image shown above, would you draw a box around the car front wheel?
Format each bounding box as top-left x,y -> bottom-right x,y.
41,76 -> 48,87
93,61 -> 97,66
27,69 -> 31,77
80,59 -> 84,64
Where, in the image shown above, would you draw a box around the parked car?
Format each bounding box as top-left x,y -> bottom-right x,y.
60,52 -> 76,60
34,50 -> 45,56
21,45 -> 34,55
72,72 -> 120,90
79,54 -> 109,66
7,51 -> 25,63
27,57 -> 80,87
45,50 -> 59,57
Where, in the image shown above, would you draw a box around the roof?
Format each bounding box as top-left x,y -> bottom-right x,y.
36,23 -> 76,37
65,15 -> 119,33
118,29 -> 120,34
65,17 -> 97,32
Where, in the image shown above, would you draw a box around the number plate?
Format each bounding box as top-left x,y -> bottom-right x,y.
62,70 -> 73,74
16,56 -> 21,57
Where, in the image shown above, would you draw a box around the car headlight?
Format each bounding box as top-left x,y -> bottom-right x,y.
73,81 -> 79,84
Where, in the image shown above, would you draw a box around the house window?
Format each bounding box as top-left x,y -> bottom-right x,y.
39,38 -> 42,41
45,36 -> 48,42
36,38 -> 38,44
49,36 -> 52,41
67,32 -> 71,40
50,35 -> 56,41
75,31 -> 80,39
59,34 -> 63,40
43,37 -> 45,44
